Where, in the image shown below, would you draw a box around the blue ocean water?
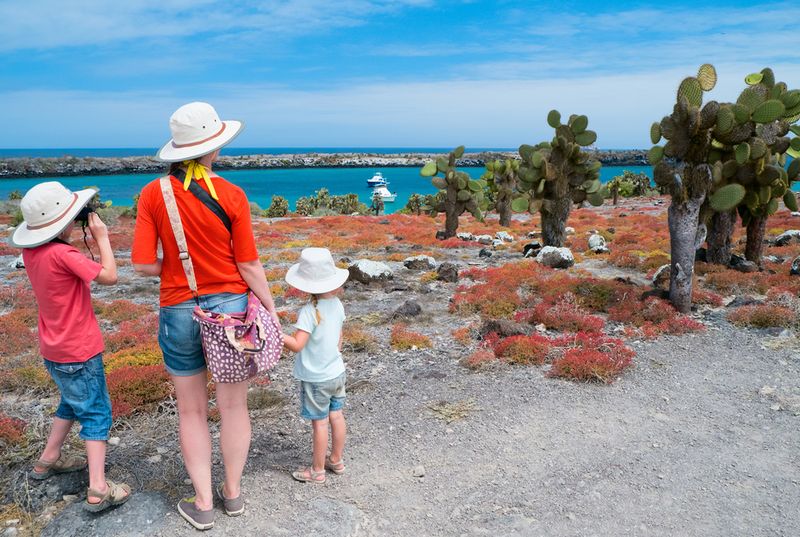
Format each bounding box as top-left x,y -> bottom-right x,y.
0,166 -> 654,214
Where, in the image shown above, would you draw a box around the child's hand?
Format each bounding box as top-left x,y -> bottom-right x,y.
87,212 -> 109,242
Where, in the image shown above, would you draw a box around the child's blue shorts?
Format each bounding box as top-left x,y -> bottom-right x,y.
300,372 -> 347,420
44,353 -> 112,441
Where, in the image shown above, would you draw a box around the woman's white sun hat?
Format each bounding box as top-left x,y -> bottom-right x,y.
10,182 -> 98,248
155,102 -> 244,162
285,248 -> 350,295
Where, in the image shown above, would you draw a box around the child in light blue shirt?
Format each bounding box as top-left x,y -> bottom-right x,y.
283,248 -> 349,484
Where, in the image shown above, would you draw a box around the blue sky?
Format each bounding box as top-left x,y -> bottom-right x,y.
1,0 -> 799,149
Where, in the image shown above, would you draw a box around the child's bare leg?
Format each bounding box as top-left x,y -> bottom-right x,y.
311,419 -> 328,472
34,417 -> 73,472
85,440 -> 108,502
328,410 -> 346,464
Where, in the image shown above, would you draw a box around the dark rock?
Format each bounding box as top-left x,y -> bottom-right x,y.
606,227 -> 615,234
379,219 -> 390,225
436,262 -> 459,283
774,230 -> 800,246
393,300 -> 422,318
412,369 -> 447,380
41,492 -> 170,537
435,230 -> 447,240
792,256 -> 800,276
403,255 -> 436,270
479,319 -> 528,338
695,247 -> 707,262
652,264 -> 670,291
523,242 -> 542,258
478,249 -> 493,258
726,295 -> 763,308
731,257 -> 758,273
12,468 -> 88,512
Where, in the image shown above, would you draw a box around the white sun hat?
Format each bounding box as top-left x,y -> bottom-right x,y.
155,102 -> 244,162
285,248 -> 350,295
9,182 -> 97,248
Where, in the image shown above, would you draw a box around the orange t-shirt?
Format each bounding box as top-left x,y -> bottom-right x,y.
131,174 -> 259,307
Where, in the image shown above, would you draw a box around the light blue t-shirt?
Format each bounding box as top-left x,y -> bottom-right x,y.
292,297 -> 346,382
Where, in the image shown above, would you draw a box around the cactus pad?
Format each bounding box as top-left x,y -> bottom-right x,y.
547,110 -> 561,129
789,157 -> 800,180
650,122 -> 662,144
511,197 -> 529,212
697,64 -> 717,91
760,68 -> 776,88
752,99 -> 786,123
431,177 -> 447,189
648,145 -> 664,165
677,77 -> 703,107
745,73 -> 763,86
709,184 -> 746,212
587,191 -> 604,207
420,161 -> 437,176
759,185 -> 772,204
715,107 -> 735,134
737,88 -> 766,111
784,191 -> 799,212
735,143 -> 751,165
574,130 -> 597,147
782,90 -> 800,110
732,104 -> 751,124
571,115 -> 588,134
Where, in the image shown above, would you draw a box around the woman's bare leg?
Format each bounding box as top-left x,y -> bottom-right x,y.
216,381 -> 251,499
173,373 -> 212,510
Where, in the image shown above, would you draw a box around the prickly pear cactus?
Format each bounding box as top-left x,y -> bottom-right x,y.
482,158 -> 519,227
649,64 -> 720,313
420,146 -> 487,238
512,111 -> 602,247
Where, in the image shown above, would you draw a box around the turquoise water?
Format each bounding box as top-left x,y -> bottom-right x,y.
0,165 -> 653,215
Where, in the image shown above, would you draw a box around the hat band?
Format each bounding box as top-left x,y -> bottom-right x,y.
27,193 -> 79,230
171,123 -> 227,148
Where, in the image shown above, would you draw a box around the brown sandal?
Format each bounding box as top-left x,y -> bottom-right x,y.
325,456 -> 346,475
84,480 -> 132,512
30,453 -> 87,480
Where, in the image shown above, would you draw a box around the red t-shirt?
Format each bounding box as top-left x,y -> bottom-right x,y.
131,174 -> 259,307
22,241 -> 104,363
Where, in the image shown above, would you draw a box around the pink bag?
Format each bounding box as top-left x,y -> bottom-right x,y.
159,176 -> 283,383
193,293 -> 282,383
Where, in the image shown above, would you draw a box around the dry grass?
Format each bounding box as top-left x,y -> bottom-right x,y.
427,399 -> 479,423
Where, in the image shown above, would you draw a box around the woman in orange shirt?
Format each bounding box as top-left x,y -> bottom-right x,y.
132,102 -> 279,531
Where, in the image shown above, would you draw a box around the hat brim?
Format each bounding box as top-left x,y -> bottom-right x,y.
9,187 -> 98,248
155,120 -> 244,163
285,265 -> 350,295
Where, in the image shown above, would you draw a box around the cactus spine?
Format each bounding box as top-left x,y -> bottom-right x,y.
420,146 -> 487,238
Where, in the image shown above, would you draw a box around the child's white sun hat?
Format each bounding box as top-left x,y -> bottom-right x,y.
285,248 -> 350,295
156,102 -> 244,162
10,182 -> 98,248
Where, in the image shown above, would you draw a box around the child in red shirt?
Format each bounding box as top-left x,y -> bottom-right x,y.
10,182 -> 131,512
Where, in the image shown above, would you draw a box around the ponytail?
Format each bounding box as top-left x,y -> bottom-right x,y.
311,295 -> 322,324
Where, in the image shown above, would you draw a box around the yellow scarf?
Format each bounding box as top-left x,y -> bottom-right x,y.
182,160 -> 219,201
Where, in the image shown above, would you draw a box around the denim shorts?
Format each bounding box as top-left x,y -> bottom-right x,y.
299,373 -> 346,420
44,354 -> 112,441
159,292 -> 248,377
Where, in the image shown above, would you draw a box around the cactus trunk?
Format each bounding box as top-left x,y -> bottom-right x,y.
745,215 -> 767,266
496,195 -> 512,227
668,194 -> 704,313
541,196 -> 572,247
706,209 -> 736,265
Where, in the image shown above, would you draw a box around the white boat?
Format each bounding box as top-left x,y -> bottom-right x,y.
371,184 -> 396,203
367,171 -> 388,187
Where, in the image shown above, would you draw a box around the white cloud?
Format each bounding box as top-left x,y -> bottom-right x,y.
6,63 -> 799,149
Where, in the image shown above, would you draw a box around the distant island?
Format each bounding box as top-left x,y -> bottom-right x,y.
0,150 -> 649,179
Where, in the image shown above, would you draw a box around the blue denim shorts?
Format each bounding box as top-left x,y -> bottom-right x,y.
159,292 -> 248,377
300,373 -> 346,421
44,354 -> 112,441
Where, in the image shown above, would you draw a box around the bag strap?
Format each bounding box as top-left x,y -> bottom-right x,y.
171,168 -> 233,234
159,176 -> 200,303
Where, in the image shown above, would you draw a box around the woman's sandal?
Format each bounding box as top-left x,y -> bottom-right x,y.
325,457 -> 346,475
30,453 -> 87,481
83,480 -> 132,513
291,466 -> 326,484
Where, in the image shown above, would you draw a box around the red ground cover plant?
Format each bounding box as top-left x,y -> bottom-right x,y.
104,344 -> 163,372
0,313 -> 35,357
727,305 -> 797,329
0,411 -> 27,445
608,296 -> 704,339
106,365 -> 172,419
390,324 -> 432,350
460,349 -> 497,370
93,299 -> 154,325
517,295 -> 605,333
493,334 -> 552,365
451,327 -> 473,346
548,332 -> 635,383
105,314 -> 159,354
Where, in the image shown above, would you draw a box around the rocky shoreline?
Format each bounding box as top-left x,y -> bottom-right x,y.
0,150 -> 649,179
